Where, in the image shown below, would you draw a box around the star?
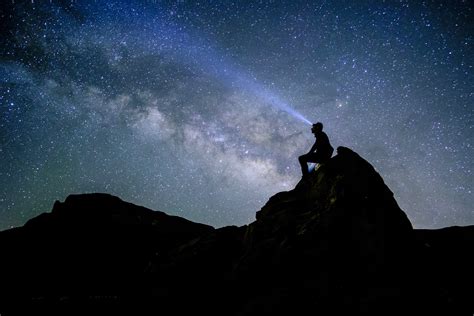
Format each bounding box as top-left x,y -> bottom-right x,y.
0,0 -> 472,230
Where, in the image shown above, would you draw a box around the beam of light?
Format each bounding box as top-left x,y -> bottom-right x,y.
237,77 -> 313,126
181,41 -> 314,126
155,29 -> 314,125
78,1 -> 313,126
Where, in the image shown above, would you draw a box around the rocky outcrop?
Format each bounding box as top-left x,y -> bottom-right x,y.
0,147 -> 472,316
230,147 -> 416,314
0,193 -> 214,315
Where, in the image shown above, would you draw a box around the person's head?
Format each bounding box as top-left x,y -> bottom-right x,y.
311,122 -> 323,134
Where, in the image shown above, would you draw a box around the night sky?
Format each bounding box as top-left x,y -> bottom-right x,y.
1,0 -> 472,230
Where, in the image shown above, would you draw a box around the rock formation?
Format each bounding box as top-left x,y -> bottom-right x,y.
0,147 -> 472,315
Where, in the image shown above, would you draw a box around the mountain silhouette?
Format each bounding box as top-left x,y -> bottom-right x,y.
0,147 -> 472,315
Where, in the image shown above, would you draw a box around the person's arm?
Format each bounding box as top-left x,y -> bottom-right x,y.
308,140 -> 317,154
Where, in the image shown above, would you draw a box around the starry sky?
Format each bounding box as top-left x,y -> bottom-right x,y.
1,0 -> 472,230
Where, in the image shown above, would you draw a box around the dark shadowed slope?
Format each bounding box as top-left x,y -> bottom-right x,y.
0,147 -> 472,315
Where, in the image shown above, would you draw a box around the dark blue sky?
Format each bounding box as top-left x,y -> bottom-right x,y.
1,0 -> 472,230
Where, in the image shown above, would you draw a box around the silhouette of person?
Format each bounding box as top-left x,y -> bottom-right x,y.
298,122 -> 334,177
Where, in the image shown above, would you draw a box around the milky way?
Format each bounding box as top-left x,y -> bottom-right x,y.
1,1 -> 472,230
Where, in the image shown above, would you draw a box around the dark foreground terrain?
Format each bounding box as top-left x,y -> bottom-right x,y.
0,147 -> 472,315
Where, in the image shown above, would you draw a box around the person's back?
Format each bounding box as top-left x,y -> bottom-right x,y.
298,122 -> 333,177
315,130 -> 332,158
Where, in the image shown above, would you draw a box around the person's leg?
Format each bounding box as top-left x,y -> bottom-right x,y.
298,154 -> 309,176
299,153 -> 320,176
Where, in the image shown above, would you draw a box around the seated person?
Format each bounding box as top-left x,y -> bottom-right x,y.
298,122 -> 333,177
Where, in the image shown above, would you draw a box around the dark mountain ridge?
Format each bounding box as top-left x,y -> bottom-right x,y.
0,147 -> 472,315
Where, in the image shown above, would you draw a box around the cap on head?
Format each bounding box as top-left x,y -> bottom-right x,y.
311,122 -> 323,132
313,122 -> 323,129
